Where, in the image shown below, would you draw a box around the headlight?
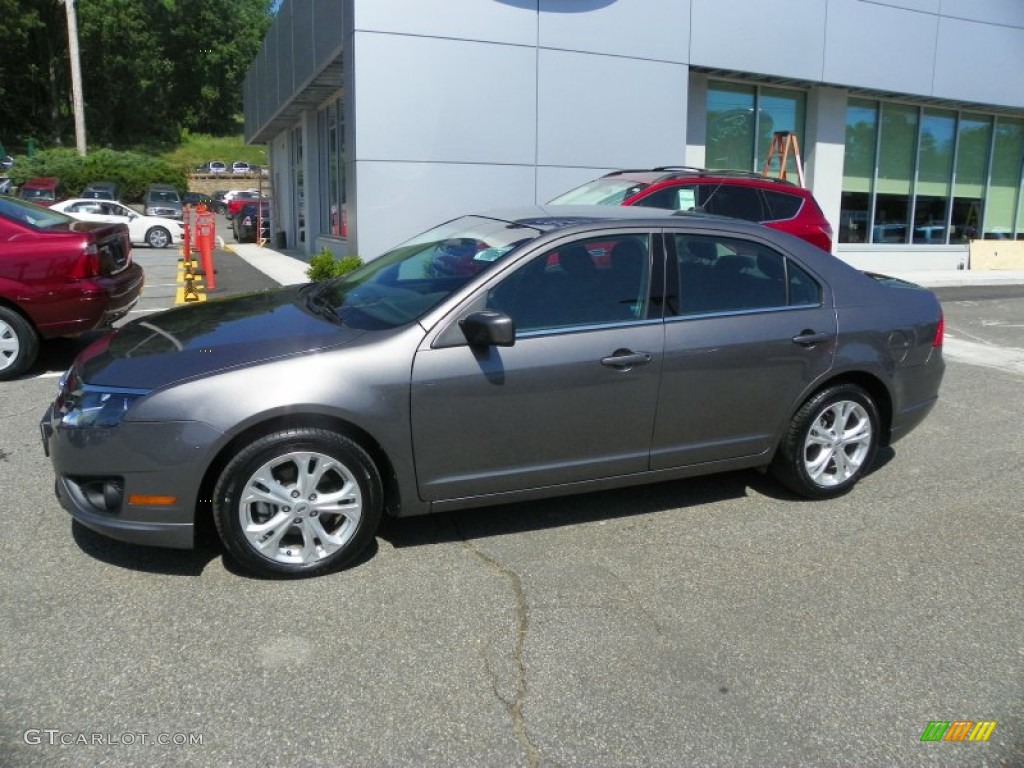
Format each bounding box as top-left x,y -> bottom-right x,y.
59,386 -> 148,428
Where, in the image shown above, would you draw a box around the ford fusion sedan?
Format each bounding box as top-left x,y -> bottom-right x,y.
52,198 -> 184,248
41,206 -> 944,577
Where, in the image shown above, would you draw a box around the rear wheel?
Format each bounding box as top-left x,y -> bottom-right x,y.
771,383 -> 879,499
145,226 -> 171,248
0,306 -> 39,381
213,429 -> 383,577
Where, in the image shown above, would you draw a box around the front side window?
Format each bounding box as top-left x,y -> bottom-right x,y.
486,234 -> 651,332
673,234 -> 819,315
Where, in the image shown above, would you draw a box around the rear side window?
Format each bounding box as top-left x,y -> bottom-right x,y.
701,185 -> 765,221
762,190 -> 804,221
672,234 -> 821,315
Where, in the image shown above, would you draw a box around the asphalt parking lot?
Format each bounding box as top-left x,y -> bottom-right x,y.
0,268 -> 1020,766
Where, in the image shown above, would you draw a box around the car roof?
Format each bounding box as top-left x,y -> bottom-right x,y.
477,204 -> 693,231
601,166 -> 801,189
22,177 -> 60,189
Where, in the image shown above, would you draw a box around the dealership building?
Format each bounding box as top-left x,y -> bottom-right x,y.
243,0 -> 1024,270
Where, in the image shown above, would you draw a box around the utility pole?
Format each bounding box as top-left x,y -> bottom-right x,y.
62,0 -> 87,156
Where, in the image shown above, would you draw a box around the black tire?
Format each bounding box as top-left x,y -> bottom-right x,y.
770,383 -> 880,499
213,428 -> 383,577
0,305 -> 40,381
145,226 -> 171,248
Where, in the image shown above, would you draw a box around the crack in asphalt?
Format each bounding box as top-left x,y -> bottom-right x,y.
455,523 -> 541,768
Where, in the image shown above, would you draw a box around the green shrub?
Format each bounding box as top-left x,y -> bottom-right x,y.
306,248 -> 364,281
7,148 -> 188,202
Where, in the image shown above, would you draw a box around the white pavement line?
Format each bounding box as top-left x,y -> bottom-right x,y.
127,308 -> 167,314
943,335 -> 1024,376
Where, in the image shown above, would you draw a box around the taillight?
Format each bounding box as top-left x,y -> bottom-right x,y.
68,242 -> 101,279
932,313 -> 944,347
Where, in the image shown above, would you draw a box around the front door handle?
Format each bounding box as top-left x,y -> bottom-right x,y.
791,329 -> 831,347
601,349 -> 652,370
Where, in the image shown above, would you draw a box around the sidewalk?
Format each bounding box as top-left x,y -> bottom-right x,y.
223,242 -> 310,286
224,241 -> 1024,290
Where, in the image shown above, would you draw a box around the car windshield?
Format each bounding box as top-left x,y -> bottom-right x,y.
549,179 -> 650,206
0,196 -> 75,228
149,190 -> 180,202
313,215 -> 543,330
19,188 -> 55,200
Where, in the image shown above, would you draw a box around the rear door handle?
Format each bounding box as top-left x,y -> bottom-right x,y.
601,349 -> 652,370
791,330 -> 831,347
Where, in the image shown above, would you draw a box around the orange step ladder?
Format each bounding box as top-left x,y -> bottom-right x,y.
761,131 -> 805,187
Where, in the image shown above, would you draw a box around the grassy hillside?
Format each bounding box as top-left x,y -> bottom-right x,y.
161,132 -> 267,171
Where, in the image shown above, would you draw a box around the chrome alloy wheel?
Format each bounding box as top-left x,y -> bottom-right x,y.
0,317 -> 19,373
801,400 -> 873,488
238,450 -> 363,565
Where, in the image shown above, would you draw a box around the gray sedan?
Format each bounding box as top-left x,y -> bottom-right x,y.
41,207 -> 944,577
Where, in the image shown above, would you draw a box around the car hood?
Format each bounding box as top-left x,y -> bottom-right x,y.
78,286 -> 366,389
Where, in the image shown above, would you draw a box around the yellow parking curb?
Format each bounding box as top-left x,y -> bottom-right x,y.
175,257 -> 207,304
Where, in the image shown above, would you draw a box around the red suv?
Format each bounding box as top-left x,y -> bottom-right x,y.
0,196 -> 144,380
549,167 -> 833,251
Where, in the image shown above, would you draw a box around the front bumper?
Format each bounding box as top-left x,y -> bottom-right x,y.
41,405 -> 223,550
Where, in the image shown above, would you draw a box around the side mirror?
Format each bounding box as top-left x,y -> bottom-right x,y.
460,310 -> 515,348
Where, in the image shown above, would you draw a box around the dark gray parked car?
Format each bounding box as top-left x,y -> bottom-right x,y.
41,206 -> 945,577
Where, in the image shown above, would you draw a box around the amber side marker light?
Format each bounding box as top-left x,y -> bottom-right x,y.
128,495 -> 178,506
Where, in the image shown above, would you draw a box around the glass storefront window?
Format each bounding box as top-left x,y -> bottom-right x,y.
913,109 -> 955,243
706,82 -> 755,170
706,81 -> 805,175
840,99 -> 878,243
318,99 -> 345,238
986,117 -> 1024,239
873,103 -> 918,244
951,114 -> 991,243
759,88 -> 806,180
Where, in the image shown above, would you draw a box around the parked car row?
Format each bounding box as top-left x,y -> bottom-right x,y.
195,160 -> 265,176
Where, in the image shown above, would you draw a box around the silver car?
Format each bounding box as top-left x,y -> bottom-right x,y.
41,207 -> 945,577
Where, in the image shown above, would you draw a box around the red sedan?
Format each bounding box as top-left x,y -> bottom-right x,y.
0,196 -> 144,380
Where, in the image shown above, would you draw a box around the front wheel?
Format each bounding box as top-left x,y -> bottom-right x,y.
213,429 -> 383,577
0,306 -> 40,381
145,226 -> 171,248
771,383 -> 880,499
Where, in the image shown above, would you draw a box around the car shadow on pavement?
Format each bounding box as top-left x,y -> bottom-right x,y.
26,331 -> 108,378
381,469 -> 762,550
72,521 -> 221,577
380,452 -> 897,551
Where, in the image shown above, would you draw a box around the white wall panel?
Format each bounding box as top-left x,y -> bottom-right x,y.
352,34 -> 537,165
864,0 -> 939,13
934,18 -> 1024,107
351,0 -> 538,46
689,0 -> 826,81
536,49 -> 688,168
538,0 -> 689,63
352,162 -> 538,259
938,0 -> 1024,27
823,0 -> 937,95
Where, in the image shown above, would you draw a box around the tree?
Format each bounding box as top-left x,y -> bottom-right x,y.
0,0 -> 273,151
